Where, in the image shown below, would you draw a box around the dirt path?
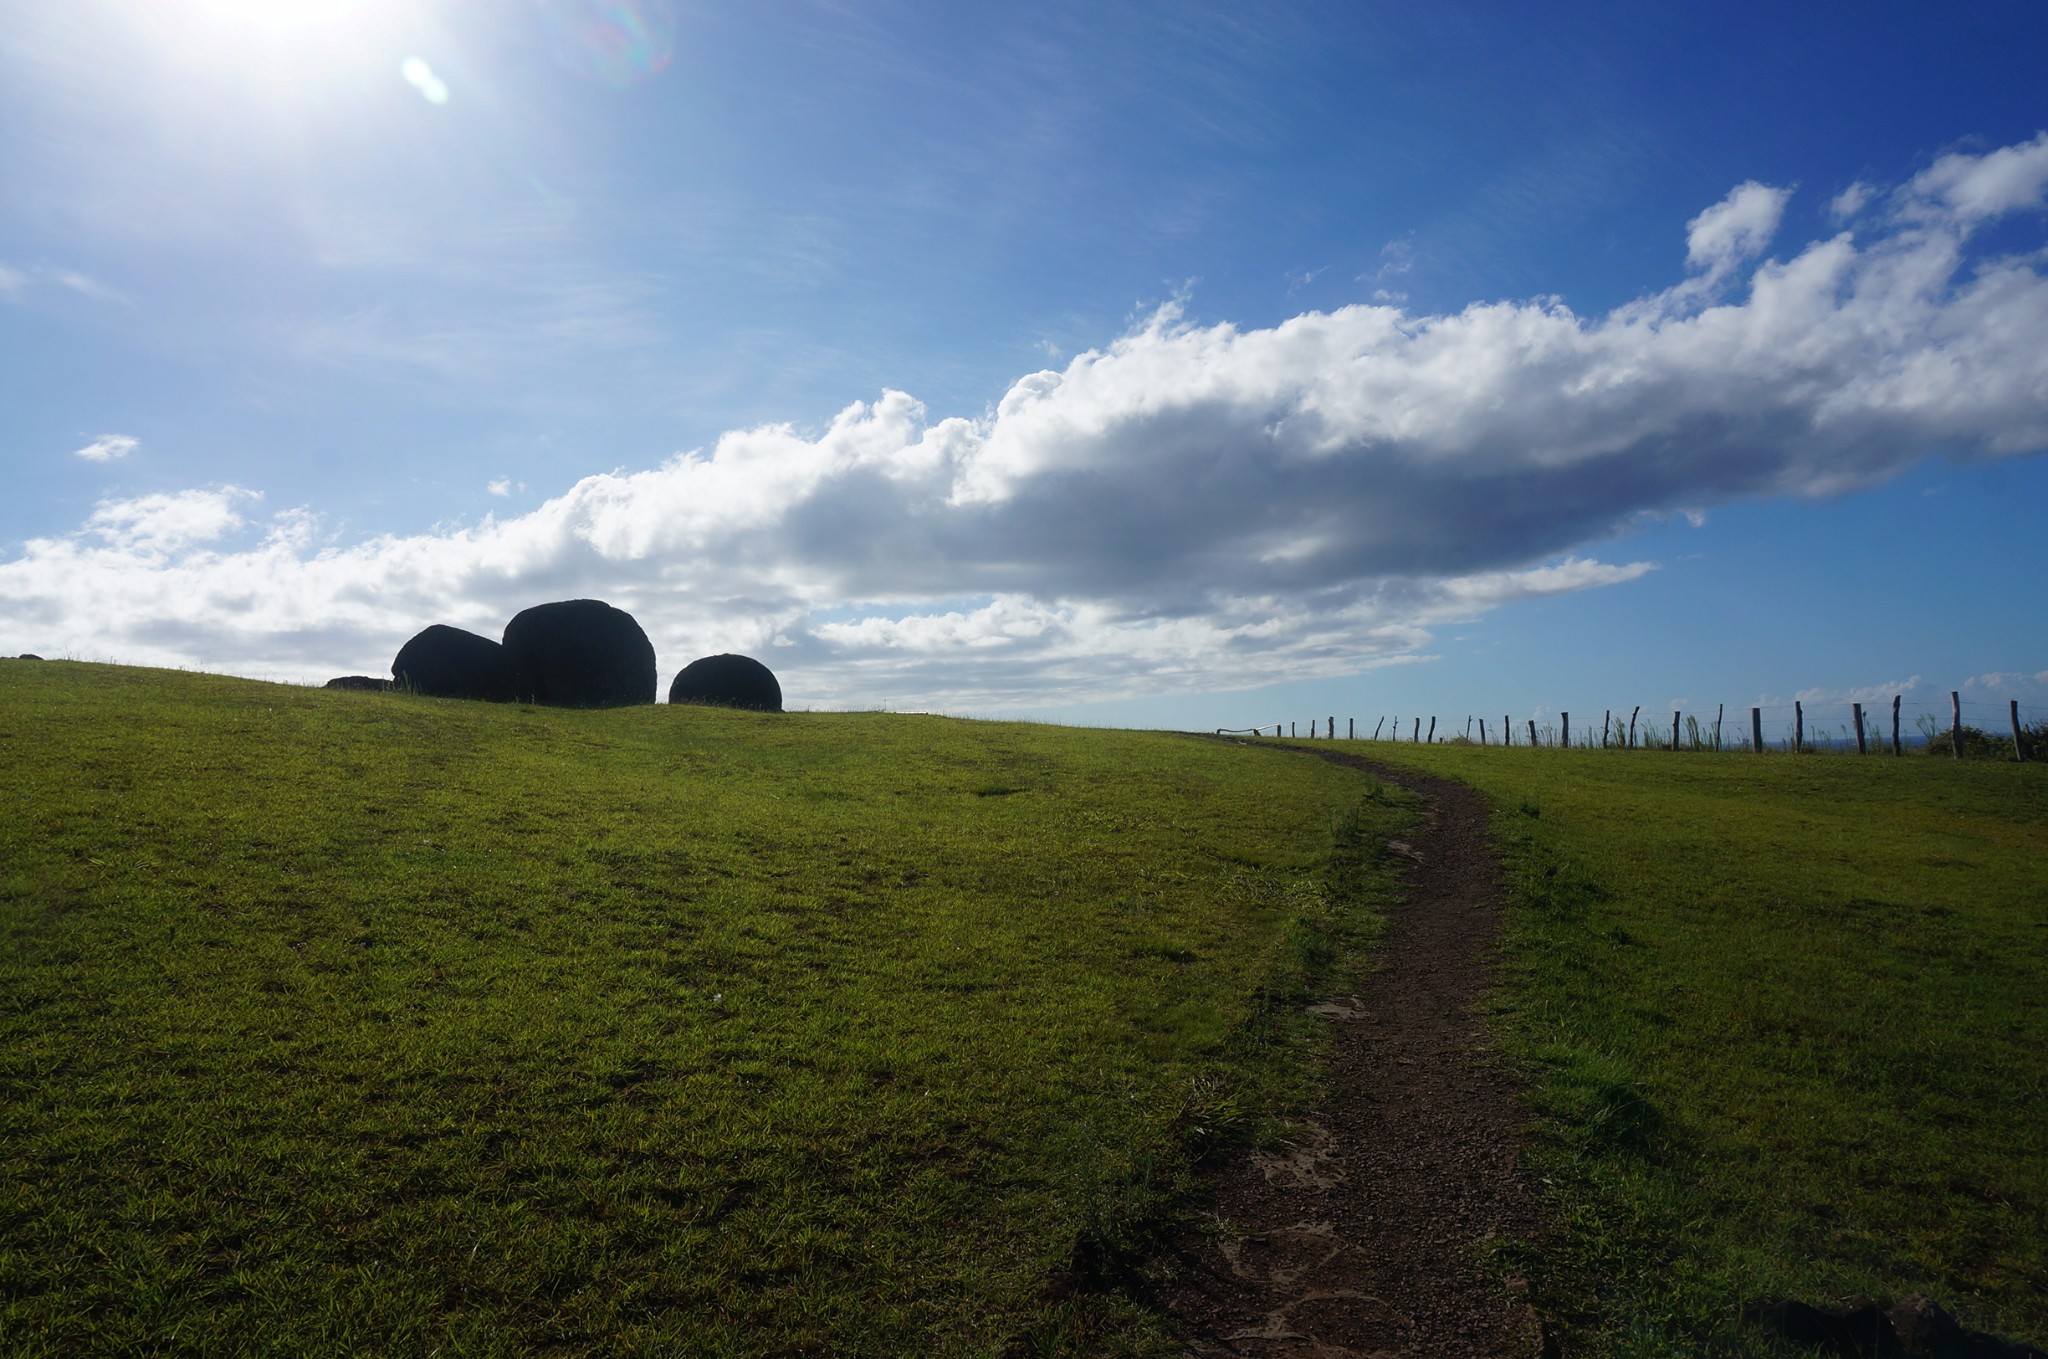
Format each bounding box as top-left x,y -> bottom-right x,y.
1163,750 -> 1544,1358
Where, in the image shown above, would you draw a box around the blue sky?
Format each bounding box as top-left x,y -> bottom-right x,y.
3,0 -> 2045,738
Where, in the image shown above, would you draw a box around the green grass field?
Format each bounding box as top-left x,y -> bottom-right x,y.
1311,737 -> 2048,1356
0,663 -> 1405,1357
11,660 -> 2045,1357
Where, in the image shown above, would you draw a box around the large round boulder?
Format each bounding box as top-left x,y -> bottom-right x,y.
669,653 -> 783,712
502,599 -> 656,708
324,675 -> 393,692
392,625 -> 517,702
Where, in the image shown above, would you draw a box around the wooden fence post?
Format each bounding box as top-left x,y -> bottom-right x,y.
1672,711 -> 1680,750
1562,712 -> 1570,747
1751,707 -> 1764,753
1349,717 -> 1355,740
1714,703 -> 1724,751
1795,700 -> 1803,754
1374,717 -> 1384,740
1628,705 -> 1639,749
1480,718 -> 1488,745
2013,700 -> 2027,762
1426,716 -> 1436,744
1951,691 -> 1962,760
1290,722 -> 1296,737
1853,703 -> 1866,755
1891,695 -> 1902,756
1603,709 -> 1611,749
1528,719 -> 1538,747
1411,718 -> 1420,743
1504,716 -> 1511,748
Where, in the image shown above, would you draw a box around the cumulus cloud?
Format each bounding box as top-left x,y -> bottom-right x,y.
1684,180 -> 1791,281
1963,669 -> 2048,708
1791,676 -> 1925,707
1903,131 -> 2048,224
73,433 -> 139,462
1829,182 -> 1873,221
5,136 -> 2048,706
85,487 -> 256,554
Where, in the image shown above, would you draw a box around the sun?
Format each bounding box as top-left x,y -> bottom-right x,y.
180,0 -> 389,36
124,0 -> 422,100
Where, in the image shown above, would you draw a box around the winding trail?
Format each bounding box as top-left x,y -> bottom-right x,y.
1164,750 -> 1544,1358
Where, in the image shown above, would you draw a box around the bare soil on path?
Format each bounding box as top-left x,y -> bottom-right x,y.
1162,750 -> 1545,1358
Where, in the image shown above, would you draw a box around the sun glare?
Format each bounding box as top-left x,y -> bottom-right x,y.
185,0 -> 384,35
127,0 -> 422,105
139,0 -> 414,71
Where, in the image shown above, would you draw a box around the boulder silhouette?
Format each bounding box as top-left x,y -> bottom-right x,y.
324,675 -> 393,692
669,653 -> 783,712
502,599 -> 655,708
392,625 -> 517,702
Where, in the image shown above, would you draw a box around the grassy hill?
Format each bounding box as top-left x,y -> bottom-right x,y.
15,660 -> 2042,1356
0,663 -> 1402,1357
1321,738 -> 2048,1356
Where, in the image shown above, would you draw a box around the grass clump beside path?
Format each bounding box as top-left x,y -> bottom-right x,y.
1307,738 -> 2048,1356
0,663 -> 1400,1357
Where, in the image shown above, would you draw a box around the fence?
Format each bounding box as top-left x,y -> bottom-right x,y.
1219,693 -> 2047,761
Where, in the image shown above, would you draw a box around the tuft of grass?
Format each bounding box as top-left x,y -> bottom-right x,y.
1338,739 -> 2048,1356
0,662 -> 1401,1356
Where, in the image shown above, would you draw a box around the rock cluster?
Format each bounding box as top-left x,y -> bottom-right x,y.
669,653 -> 783,712
1742,1294 -> 2047,1358
336,600 -> 785,712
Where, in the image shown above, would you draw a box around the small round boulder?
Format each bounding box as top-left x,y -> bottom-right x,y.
392,625 -> 517,702
669,654 -> 783,712
502,599 -> 656,708
325,675 -> 393,692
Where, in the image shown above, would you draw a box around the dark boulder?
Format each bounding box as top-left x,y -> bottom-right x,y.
392,625 -> 517,702
1738,1296 -> 2048,1359
16,654 -> 43,661
502,599 -> 655,708
324,675 -> 392,692
669,653 -> 783,712
1740,1299 -> 1900,1357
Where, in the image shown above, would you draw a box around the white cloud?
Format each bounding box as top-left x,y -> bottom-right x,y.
5,136 -> 2048,706
487,478 -> 512,497
1903,131 -> 2048,224
84,487 -> 257,554
1684,180 -> 1791,281
1285,265 -> 1327,293
0,264 -> 126,304
72,434 -> 139,462
52,269 -> 125,303
1830,182 -> 1872,221
1962,670 -> 2048,707
1792,676 -> 1925,707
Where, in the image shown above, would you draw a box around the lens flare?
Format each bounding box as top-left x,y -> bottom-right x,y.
401,56 -> 449,104
536,0 -> 677,88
